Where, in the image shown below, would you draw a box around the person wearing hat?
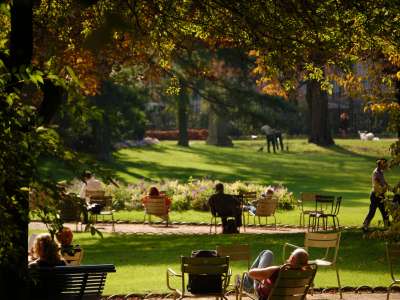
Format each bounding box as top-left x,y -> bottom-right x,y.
362,158 -> 391,232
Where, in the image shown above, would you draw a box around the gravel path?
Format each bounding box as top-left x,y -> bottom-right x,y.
29,221 -> 307,234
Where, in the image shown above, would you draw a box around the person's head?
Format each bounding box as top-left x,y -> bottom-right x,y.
149,186 -> 160,196
287,248 -> 309,268
266,188 -> 274,195
376,158 -> 388,170
215,183 -> 224,194
32,233 -> 62,264
83,170 -> 93,181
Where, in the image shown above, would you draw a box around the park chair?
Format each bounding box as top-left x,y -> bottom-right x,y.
240,191 -> 257,228
298,192 -> 317,227
386,242 -> 400,300
237,263 -> 317,300
308,195 -> 336,231
62,248 -> 84,266
29,264 -> 116,300
87,190 -> 115,232
143,195 -> 170,227
253,194 -> 278,229
316,196 -> 342,231
166,256 -> 231,300
216,244 -> 251,300
209,195 -> 243,234
283,231 -> 342,299
59,193 -> 85,232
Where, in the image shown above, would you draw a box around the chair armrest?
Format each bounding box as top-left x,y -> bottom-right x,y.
282,242 -> 302,263
166,268 -> 182,291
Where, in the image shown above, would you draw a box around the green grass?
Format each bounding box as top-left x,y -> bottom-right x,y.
40,139 -> 400,227
107,139 -> 399,227
30,229 -> 391,295
36,139 -> 400,294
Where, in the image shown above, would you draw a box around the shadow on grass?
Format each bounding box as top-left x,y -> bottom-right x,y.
79,231 -> 387,275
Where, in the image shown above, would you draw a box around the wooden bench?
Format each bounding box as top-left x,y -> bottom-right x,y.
29,264 -> 116,300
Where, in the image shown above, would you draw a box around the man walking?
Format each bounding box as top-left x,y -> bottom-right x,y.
259,124 -> 277,153
362,158 -> 391,232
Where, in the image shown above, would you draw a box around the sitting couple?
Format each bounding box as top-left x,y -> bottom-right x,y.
241,248 -> 310,299
208,183 -> 242,233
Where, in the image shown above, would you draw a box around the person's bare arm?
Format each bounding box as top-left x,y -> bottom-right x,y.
248,266 -> 280,282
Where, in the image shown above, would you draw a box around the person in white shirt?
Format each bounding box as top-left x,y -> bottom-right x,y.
79,171 -> 104,200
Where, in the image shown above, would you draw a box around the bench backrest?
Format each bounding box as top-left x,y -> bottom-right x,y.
30,264 -> 116,300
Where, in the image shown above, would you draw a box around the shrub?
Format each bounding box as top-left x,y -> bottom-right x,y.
65,178 -> 296,212
145,129 -> 208,140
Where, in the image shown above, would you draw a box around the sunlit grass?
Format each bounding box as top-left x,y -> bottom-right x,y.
29,229 -> 391,295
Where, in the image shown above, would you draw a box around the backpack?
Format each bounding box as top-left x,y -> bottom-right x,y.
223,218 -> 238,234
187,250 -> 222,294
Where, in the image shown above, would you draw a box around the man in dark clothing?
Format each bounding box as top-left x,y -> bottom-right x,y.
362,158 -> 391,232
208,183 -> 242,231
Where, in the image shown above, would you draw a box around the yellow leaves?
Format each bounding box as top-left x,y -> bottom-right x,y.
396,71 -> 400,81
366,102 -> 400,113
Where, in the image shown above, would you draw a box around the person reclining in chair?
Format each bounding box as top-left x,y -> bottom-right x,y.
142,186 -> 172,221
240,248 -> 309,298
208,183 -> 242,232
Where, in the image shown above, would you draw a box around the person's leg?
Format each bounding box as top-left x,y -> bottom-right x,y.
235,213 -> 242,227
221,217 -> 228,227
363,193 -> 378,230
267,136 -> 272,153
278,133 -> 284,150
377,198 -> 390,227
242,250 -> 274,292
271,135 -> 277,153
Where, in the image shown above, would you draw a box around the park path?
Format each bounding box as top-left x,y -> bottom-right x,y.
29,221 -> 307,234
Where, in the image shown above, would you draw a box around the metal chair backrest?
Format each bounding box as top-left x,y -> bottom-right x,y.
332,196 -> 342,215
304,231 -> 341,265
240,192 -> 257,204
315,195 -> 335,214
267,263 -> 317,300
216,244 -> 251,270
85,190 -> 105,199
300,192 -> 316,202
255,195 -> 278,217
181,256 -> 230,274
145,196 -> 168,215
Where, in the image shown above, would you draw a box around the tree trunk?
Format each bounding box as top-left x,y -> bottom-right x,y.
1,1 -> 33,299
395,79 -> 400,139
306,80 -> 334,146
177,86 -> 189,147
206,106 -> 233,147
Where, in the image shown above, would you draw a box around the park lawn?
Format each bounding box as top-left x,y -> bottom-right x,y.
30,229 -> 390,295
40,138 -> 400,228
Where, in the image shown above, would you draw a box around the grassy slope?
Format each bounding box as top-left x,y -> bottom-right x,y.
108,139 -> 399,227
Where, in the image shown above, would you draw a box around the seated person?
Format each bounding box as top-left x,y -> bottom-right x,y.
244,188 -> 274,216
79,171 -> 105,222
28,233 -> 66,268
208,183 -> 242,230
241,248 -> 309,298
79,171 -> 104,200
142,186 -> 172,221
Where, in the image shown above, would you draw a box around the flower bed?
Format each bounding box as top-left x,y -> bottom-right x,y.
99,179 -> 296,212
145,129 -> 208,140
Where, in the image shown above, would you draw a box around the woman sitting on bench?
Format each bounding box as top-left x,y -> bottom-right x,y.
29,233 -> 66,268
